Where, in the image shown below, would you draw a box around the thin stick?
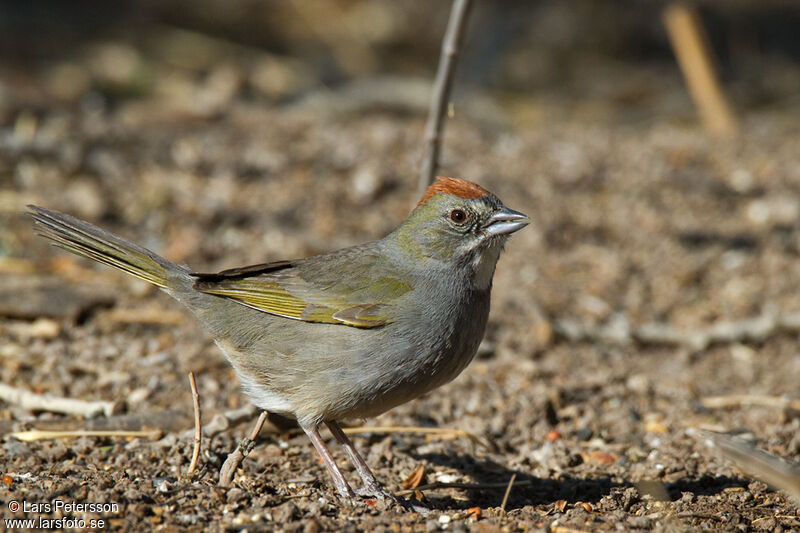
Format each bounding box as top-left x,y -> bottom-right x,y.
340,424 -> 491,450
11,429 -> 161,441
701,394 -> 800,411
218,410 -> 268,487
662,3 -> 737,135
187,372 -> 202,477
0,383 -> 122,418
395,479 -> 532,497
417,0 -> 474,194
500,473 -> 516,513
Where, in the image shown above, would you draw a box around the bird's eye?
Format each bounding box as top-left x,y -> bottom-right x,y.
450,209 -> 467,224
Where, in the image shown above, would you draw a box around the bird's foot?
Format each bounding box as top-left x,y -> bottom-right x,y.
354,483 -> 430,514
354,483 -> 395,501
332,484 -> 358,506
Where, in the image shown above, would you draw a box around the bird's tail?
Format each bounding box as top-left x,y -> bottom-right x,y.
28,205 -> 186,289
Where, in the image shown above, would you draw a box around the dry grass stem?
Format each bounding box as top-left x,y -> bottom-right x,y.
500,473 -> 516,513
662,3 -> 737,135
187,371 -> 202,477
11,429 -> 162,441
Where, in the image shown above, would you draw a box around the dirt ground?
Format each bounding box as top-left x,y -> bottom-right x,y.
2,9 -> 800,531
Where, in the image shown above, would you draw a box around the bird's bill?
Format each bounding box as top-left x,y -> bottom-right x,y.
483,206 -> 530,236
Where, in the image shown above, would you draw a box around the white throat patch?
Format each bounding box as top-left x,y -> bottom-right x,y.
471,240 -> 503,290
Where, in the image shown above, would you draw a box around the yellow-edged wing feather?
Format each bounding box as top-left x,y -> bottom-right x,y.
192,261 -> 407,328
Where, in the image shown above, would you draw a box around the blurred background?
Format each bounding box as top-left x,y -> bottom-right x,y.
2,0 -> 800,124
1,1 -> 799,530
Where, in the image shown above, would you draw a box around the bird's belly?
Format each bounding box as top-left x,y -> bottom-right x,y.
204,290 -> 490,425
214,339 -> 294,415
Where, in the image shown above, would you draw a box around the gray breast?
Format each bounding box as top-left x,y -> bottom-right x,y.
331,285 -> 491,420
189,271 -> 492,424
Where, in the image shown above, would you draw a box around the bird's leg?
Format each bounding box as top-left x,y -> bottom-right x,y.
325,421 -> 389,499
326,421 -> 429,513
300,422 -> 356,503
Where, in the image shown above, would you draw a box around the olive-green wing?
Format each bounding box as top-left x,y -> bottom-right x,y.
191,260 -> 407,328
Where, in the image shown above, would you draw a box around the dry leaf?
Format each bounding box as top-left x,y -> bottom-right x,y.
401,465 -> 426,490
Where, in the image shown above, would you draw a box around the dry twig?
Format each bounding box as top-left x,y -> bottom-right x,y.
500,473 -> 516,513
186,372 -> 202,478
417,0 -> 474,194
662,3 -> 737,135
218,410 -> 268,487
11,429 -> 161,441
0,382 -> 122,418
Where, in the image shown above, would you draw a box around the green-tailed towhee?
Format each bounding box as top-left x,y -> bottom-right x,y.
29,176 -> 528,507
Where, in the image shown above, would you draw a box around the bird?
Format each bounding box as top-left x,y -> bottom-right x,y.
28,176 -> 529,508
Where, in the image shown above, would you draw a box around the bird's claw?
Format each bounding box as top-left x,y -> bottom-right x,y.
354,484 -> 392,500
354,484 -> 430,514
332,489 -> 358,507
